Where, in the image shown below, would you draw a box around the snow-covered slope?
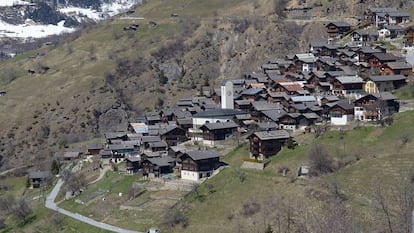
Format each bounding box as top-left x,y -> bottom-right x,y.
0,20 -> 75,39
0,0 -> 31,7
0,0 -> 139,39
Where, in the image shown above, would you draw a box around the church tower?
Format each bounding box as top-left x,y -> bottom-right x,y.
221,80 -> 234,109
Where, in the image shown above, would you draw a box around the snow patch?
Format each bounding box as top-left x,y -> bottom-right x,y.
59,0 -> 139,22
0,0 -> 31,7
0,20 -> 75,38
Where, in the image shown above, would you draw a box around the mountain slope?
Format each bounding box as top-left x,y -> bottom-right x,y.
0,0 -> 306,170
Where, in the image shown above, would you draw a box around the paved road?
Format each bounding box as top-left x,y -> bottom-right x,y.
46,179 -> 143,233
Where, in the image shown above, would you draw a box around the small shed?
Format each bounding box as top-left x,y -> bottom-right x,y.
28,171 -> 50,188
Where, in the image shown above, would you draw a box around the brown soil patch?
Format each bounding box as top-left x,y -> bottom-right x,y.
368,128 -> 383,138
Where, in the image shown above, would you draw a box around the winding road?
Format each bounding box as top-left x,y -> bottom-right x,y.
46,179 -> 143,233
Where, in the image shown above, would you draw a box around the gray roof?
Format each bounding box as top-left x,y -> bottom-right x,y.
290,96 -> 316,102
327,21 -> 351,27
331,100 -> 354,110
251,130 -> 290,141
295,53 -> 317,63
29,171 -> 49,179
241,88 -> 264,96
183,150 -> 221,161
141,136 -> 161,143
257,121 -> 278,130
373,92 -> 398,100
370,75 -> 406,82
302,113 -> 321,119
87,143 -> 103,150
383,61 -> 412,70
370,53 -> 401,61
252,101 -> 284,111
145,157 -> 175,167
201,122 -> 238,130
336,76 -> 364,84
104,132 -> 127,139
63,151 -> 80,158
108,144 -> 135,150
261,109 -> 287,122
148,141 -> 168,148
193,109 -> 245,118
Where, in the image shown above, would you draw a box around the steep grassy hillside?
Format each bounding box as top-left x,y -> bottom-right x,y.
167,110 -> 414,233
0,0 -> 307,170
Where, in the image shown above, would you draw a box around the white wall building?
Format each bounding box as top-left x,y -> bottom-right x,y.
221,80 -> 234,109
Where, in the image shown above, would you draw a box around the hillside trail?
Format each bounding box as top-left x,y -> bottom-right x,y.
88,165 -> 111,185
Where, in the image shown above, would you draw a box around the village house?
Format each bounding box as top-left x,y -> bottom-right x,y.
380,62 -> 412,76
199,122 -> 239,146
158,125 -> 188,146
382,25 -> 404,38
405,25 -> 414,46
104,132 -> 128,144
189,108 -> 244,141
248,130 -> 290,160
326,21 -> 352,38
86,143 -> 104,155
99,149 -> 113,159
62,151 -> 80,161
179,150 -> 222,181
352,30 -> 379,46
364,75 -> 407,94
366,8 -> 410,27
0,91 -> 6,96
294,53 -> 318,72
125,156 -> 140,174
329,100 -> 355,125
332,76 -> 365,98
28,171 -> 50,188
142,157 -> 175,178
367,53 -> 401,68
354,92 -> 399,121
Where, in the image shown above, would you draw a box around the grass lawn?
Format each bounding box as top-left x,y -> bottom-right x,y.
166,110 -> 414,233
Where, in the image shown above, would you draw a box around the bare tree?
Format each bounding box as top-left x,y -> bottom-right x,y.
372,171 -> 414,233
50,211 -> 64,230
308,144 -> 334,176
128,183 -> 143,200
11,198 -> 32,224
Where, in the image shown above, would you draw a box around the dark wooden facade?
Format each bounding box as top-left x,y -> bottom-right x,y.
160,127 -> 188,146
249,136 -> 282,159
180,154 -> 220,172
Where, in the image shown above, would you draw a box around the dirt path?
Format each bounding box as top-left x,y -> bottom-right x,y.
88,166 -> 111,185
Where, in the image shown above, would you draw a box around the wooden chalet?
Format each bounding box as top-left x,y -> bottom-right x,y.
352,30 -> 379,46
326,21 -> 352,38
142,157 -> 175,178
125,157 -> 140,174
367,53 -> 401,68
179,150 -> 221,181
278,113 -> 300,131
248,130 -> 290,160
86,143 -> 104,155
104,132 -> 128,144
62,151 -> 80,161
159,125 -> 188,146
147,141 -> 168,152
354,92 -> 399,121
100,149 -> 113,159
239,88 -> 266,101
199,122 -> 238,145
28,171 -> 49,188
332,76 -> 364,97
329,100 -> 354,125
405,26 -> 414,46
380,62 -> 412,76
365,75 -> 406,94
